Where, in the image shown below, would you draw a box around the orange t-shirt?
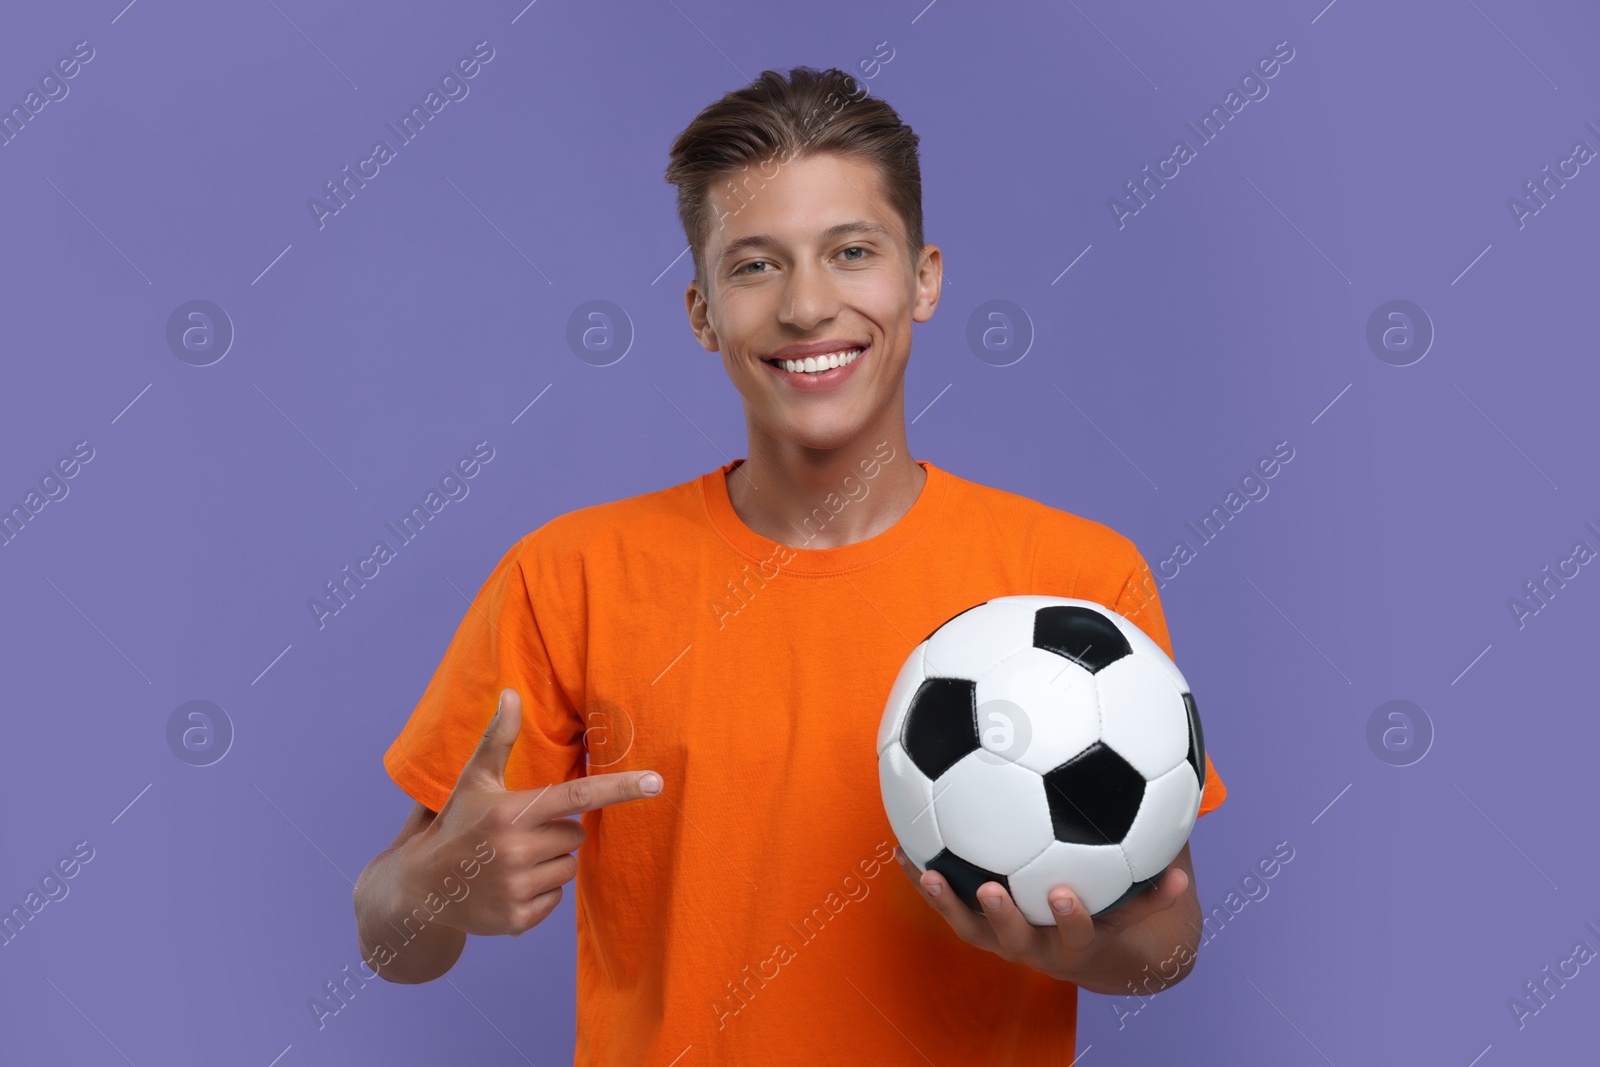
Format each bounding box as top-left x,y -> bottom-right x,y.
384,453 -> 1226,1065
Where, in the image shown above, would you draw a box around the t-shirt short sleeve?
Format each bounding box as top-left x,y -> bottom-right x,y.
1112,550 -> 1227,818
383,532 -> 586,813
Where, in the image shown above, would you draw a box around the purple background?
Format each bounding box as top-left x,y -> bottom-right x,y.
2,0 -> 1597,1063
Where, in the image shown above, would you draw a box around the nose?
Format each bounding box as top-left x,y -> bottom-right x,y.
778,257 -> 839,332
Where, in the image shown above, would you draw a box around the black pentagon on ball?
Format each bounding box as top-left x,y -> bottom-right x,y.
1042,742 -> 1146,845
901,676 -> 980,780
1096,874 -> 1161,918
925,848 -> 1009,914
1032,605 -> 1132,673
1183,691 -> 1206,788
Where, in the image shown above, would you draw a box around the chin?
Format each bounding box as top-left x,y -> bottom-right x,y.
777,415 -> 868,452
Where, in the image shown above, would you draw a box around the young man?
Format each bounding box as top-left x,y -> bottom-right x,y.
355,66 -> 1226,1063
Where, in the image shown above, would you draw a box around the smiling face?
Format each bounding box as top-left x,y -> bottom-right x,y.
685,152 -> 941,454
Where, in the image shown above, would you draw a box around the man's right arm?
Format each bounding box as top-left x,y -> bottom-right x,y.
353,801 -> 467,985
354,688 -> 664,985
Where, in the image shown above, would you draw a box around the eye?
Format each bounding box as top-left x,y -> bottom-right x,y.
734,260 -> 772,276
839,246 -> 870,262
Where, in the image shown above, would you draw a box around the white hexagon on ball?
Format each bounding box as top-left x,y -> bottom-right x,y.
1119,761 -> 1201,884
922,599 -> 1040,683
1008,840 -> 1136,922
1101,602 -> 1190,697
876,643 -> 927,756
973,646 -> 1102,776
878,741 -> 944,868
931,753 -> 1054,875
1096,655 -> 1189,780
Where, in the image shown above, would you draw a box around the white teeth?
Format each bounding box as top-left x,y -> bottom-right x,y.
778,347 -> 863,374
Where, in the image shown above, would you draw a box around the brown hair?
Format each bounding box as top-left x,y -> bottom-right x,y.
664,65 -> 924,287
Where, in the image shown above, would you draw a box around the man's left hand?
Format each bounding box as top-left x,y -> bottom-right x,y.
893,844 -> 1190,986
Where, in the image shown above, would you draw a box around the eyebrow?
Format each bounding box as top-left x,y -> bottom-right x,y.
716,221 -> 894,265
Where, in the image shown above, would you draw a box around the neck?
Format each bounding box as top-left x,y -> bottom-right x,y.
726,415 -> 925,550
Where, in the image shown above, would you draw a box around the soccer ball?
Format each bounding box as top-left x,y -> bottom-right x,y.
877,595 -> 1206,924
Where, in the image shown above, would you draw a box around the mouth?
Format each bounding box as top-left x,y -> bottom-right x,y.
761,344 -> 868,384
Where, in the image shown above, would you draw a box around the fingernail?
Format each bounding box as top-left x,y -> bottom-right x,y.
923,878 -> 941,898
640,771 -> 662,795
980,893 -> 1002,912
1052,896 -> 1073,915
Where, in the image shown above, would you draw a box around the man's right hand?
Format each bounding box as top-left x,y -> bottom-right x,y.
403,687 -> 663,937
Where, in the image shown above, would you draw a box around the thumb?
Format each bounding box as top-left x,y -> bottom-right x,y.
459,688 -> 522,791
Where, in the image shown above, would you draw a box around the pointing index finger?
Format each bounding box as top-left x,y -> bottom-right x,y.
512,769 -> 663,825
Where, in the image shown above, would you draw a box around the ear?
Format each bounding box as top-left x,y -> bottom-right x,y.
911,244 -> 942,323
685,279 -> 720,352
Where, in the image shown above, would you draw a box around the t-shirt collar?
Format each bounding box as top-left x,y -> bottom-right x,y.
700,457 -> 949,576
